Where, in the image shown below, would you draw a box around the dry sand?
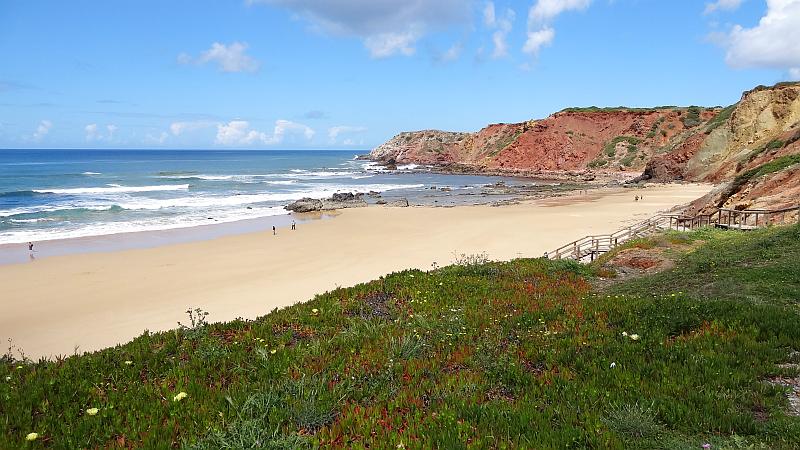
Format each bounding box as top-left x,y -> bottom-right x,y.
0,183 -> 711,359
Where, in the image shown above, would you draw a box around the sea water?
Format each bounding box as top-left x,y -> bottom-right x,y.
0,149 -> 516,244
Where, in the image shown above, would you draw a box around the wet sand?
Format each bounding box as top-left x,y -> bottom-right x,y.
0,183 -> 711,359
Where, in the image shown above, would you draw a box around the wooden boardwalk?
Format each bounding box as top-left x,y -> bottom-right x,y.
547,205 -> 800,262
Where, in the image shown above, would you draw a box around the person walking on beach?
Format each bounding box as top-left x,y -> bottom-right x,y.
272,226 -> 276,235
291,220 -> 296,231
28,242 -> 34,252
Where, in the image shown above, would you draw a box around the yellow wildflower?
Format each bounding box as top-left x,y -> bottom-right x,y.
86,408 -> 99,416
26,433 -> 38,441
270,349 -> 277,355
124,360 -> 133,365
173,391 -> 188,402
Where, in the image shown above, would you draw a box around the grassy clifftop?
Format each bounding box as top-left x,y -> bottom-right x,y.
2,226 -> 800,448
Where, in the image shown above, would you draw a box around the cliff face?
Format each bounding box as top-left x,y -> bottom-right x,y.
371,108 -> 720,173
371,82 -> 800,210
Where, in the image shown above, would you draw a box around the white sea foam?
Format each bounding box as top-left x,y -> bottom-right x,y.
159,171 -> 367,182
34,184 -> 190,195
81,171 -> 102,175
112,183 -> 422,211
0,205 -> 116,217
0,182 -> 426,243
9,218 -> 56,224
0,206 -> 290,244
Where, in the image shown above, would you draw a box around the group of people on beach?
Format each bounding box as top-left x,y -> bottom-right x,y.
273,220 -> 297,235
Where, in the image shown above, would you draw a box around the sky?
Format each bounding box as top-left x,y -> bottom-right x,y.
1,0 -> 799,150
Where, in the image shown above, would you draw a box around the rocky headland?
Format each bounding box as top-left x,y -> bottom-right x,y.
369,82 -> 800,212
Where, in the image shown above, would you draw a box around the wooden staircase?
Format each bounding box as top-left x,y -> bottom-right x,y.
547,205 -> 800,262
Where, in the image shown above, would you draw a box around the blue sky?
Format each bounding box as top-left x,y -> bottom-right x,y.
1,0 -> 799,150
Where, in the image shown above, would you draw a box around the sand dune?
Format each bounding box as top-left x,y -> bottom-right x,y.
0,183 -> 711,359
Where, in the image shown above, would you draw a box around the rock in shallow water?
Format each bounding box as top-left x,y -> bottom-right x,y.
285,198 -> 324,213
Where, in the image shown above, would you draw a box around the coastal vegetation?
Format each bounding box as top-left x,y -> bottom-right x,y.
705,103 -> 738,133
721,154 -> 800,204
2,225 -> 800,448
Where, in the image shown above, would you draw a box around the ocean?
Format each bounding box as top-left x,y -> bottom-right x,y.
0,149 -> 515,245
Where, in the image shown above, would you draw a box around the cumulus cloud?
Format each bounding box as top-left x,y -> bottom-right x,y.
704,0 -> 744,14
522,26 -> 555,56
215,120 -> 315,146
32,120 -> 52,141
328,125 -> 367,143
248,0 -> 472,58
178,42 -> 260,73
718,0 -> 800,76
85,123 -> 118,142
524,0 -> 592,57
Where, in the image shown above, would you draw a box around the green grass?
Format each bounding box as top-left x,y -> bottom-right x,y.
588,158 -> 609,168
705,103 -> 738,133
490,130 -> 523,156
2,226 -> 800,448
682,106 -> 703,128
725,154 -> 800,202
604,136 -> 641,158
745,139 -> 787,163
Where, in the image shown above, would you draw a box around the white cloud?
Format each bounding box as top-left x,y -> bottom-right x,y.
249,0 -> 471,58
523,27 -> 555,56
529,0 -> 592,23
488,6 -> 515,59
178,42 -> 260,73
85,123 -> 117,142
170,121 -> 213,136
704,0 -> 744,14
328,125 -> 367,143
32,120 -> 52,141
273,119 -> 315,142
524,0 -> 592,57
215,120 -> 315,146
720,0 -> 800,76
364,30 -> 419,58
85,124 -> 100,141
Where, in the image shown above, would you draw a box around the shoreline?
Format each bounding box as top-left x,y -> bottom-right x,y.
0,183 -> 712,359
0,175 -> 587,265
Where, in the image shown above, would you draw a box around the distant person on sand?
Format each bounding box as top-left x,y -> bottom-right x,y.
635,195 -> 639,202
291,220 -> 296,231
28,242 -> 34,252
273,226 -> 276,235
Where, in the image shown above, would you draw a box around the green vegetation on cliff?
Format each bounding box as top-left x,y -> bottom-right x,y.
2,226 -> 800,448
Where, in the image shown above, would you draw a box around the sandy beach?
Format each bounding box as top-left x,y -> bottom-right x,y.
0,183 -> 711,359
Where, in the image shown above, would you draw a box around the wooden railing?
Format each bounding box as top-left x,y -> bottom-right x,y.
547,205 -> 800,262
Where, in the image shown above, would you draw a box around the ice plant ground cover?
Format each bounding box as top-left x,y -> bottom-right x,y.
1,225 -> 800,448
